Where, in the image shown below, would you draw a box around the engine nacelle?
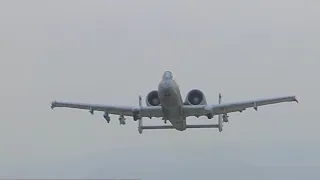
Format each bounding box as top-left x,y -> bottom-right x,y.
184,89 -> 207,105
146,90 -> 161,106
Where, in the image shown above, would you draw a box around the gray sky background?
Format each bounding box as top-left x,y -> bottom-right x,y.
0,0 -> 319,179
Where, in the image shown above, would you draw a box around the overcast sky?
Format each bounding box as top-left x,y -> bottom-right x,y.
0,0 -> 319,179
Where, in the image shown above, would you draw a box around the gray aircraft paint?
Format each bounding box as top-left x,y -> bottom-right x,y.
158,71 -> 186,130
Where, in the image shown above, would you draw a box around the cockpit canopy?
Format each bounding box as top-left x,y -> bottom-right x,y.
162,71 -> 173,80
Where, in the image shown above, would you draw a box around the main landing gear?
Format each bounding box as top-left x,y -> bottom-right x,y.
206,113 -> 213,119
103,112 -> 111,123
119,115 -> 126,125
222,114 -> 229,123
162,117 -> 167,124
133,109 -> 141,121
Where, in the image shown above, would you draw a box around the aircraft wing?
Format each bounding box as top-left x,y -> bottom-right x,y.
51,101 -> 163,118
183,96 -> 298,117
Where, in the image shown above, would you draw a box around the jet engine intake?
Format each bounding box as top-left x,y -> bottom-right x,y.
146,90 -> 161,106
184,89 -> 207,105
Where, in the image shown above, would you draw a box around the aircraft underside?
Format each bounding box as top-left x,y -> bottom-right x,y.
161,106 -> 186,131
50,71 -> 298,134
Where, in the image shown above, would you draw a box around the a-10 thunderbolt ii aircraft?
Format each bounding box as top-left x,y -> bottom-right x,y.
51,71 -> 298,134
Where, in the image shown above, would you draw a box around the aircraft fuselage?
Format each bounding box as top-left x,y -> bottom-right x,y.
158,77 -> 187,131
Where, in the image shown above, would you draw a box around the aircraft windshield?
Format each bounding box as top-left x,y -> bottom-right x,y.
162,71 -> 173,80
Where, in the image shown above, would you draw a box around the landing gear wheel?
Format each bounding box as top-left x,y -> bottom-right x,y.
222,114 -> 229,122
103,113 -> 111,123
207,113 -> 213,119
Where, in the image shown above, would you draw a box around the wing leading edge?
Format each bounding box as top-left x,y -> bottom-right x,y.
183,95 -> 298,117
51,95 -> 297,119
51,101 -> 163,118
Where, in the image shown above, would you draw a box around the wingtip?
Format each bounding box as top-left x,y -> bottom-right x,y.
51,101 -> 56,109
294,96 -> 299,103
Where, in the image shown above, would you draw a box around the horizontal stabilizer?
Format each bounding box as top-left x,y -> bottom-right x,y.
141,124 -> 219,130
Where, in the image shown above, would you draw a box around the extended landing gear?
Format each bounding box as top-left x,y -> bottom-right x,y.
222,114 -> 229,123
103,112 -> 111,123
119,115 -> 126,125
133,115 -> 140,121
133,109 -> 141,121
162,117 -> 168,124
206,113 -> 213,119
89,107 -> 94,115
133,95 -> 143,121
